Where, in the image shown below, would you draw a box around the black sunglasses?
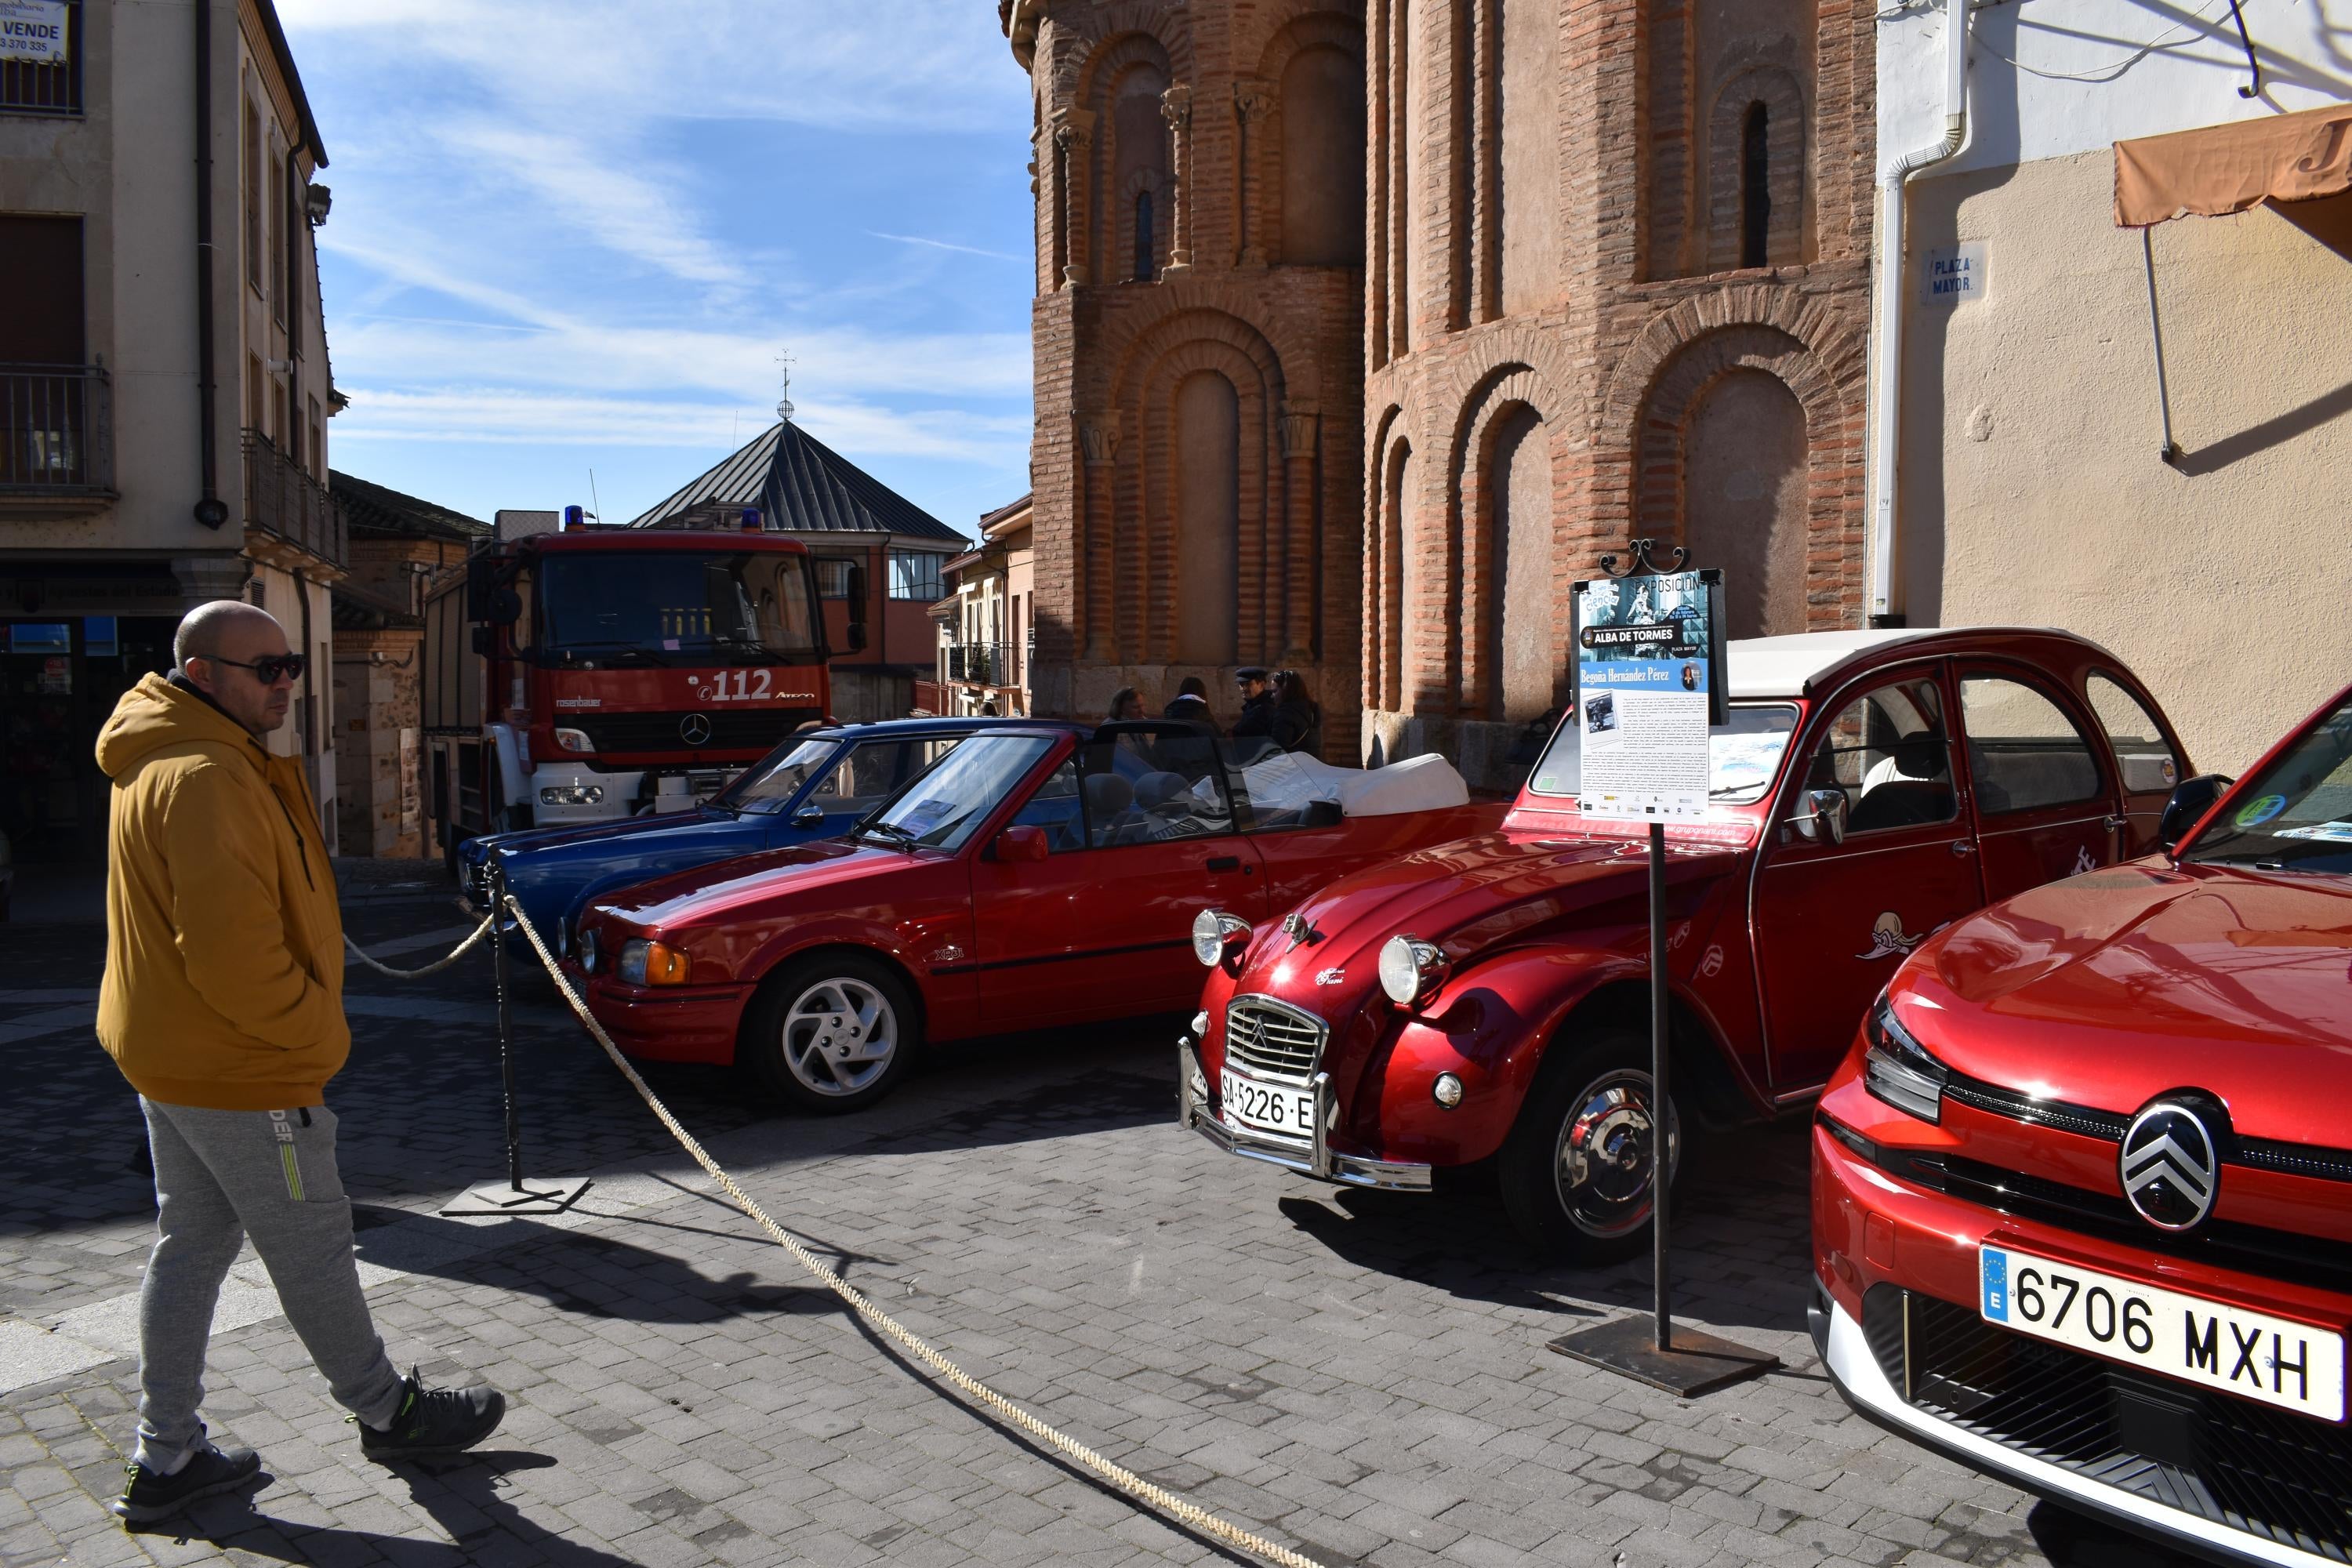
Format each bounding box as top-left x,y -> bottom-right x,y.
209,654 -> 308,684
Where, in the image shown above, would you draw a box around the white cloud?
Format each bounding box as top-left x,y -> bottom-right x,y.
869,230 -> 1027,263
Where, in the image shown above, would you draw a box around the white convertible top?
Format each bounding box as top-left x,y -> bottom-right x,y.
1235,750 -> 1472,817
1724,626 -> 2098,700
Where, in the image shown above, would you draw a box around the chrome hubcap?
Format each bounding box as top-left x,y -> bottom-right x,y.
781,978 -> 896,1096
1552,1069 -> 1679,1238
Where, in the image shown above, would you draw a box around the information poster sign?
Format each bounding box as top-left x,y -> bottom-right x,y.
1571,568 -> 1724,822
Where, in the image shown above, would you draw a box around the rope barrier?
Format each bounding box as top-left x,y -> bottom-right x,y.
343,914 -> 496,980
499,895 -> 1323,1568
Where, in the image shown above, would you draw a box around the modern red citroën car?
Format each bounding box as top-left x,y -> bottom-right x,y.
1813,681 -> 2352,1567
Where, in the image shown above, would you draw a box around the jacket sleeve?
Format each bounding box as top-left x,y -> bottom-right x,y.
162,763 -> 339,1051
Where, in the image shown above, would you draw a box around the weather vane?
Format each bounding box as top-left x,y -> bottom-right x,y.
775,349 -> 795,423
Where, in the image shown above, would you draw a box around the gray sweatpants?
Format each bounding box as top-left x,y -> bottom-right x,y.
133,1098 -> 406,1472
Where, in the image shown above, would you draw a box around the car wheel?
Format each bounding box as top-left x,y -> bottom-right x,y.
744,953 -> 920,1114
1498,1029 -> 1682,1263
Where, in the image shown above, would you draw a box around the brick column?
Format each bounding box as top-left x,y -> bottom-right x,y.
1160,85 -> 1194,273
1080,420 -> 1119,659
1279,407 -> 1318,661
1052,109 -> 1094,288
1234,78 -> 1273,267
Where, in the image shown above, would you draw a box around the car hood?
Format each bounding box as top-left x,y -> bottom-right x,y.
474,807 -> 743,865
585,836 -> 934,935
1235,828 -> 1745,1022
1908,862 -> 2352,1146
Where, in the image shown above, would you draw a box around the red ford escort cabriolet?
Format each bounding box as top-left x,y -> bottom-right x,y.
1180,628 -> 2192,1260
1813,681 -> 2352,1566
571,721 -> 1504,1111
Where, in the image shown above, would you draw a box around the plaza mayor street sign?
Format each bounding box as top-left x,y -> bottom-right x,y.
1570,568 -> 1725,822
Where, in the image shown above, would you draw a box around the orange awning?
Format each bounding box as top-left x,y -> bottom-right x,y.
2114,102 -> 2352,227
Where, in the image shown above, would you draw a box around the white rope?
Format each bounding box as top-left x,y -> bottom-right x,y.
500,897 -> 1323,1568
343,915 -> 496,980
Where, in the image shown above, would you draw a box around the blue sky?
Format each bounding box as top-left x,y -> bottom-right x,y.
278,0 -> 1036,543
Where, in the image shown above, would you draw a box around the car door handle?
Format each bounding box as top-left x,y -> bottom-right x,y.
1951,840 -> 1976,858
2102,815 -> 2128,833
1206,855 -> 1242,873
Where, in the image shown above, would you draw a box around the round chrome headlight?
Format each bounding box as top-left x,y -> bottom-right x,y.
1378,935 -> 1448,1006
1192,908 -> 1250,967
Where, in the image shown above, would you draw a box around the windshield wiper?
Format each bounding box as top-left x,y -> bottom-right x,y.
858,818 -> 919,850
551,641 -> 671,666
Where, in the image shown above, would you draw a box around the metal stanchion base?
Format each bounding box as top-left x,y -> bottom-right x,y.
439,1177 -> 593,1218
1546,1315 -> 1780,1398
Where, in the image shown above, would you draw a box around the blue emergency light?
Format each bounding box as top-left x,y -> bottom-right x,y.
562,504 -> 586,530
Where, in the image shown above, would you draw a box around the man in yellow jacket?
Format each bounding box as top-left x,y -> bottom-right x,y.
97,601 -> 504,1523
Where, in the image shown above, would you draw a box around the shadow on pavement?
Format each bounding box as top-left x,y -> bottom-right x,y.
129,1451 -> 644,1566
2027,1497 -> 2211,1566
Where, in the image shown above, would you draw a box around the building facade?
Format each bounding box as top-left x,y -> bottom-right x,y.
1005,0 -> 1372,759
328,472 -> 488,859
627,418 -> 971,724
1006,0 -> 1878,786
2,0 -> 344,865
923,493 -> 1035,717
1876,3 -> 2350,772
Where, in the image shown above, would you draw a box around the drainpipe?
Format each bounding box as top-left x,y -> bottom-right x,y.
191,0 -> 227,529
1867,0 -> 1969,626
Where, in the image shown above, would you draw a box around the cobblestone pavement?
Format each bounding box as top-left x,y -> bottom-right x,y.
2,863 -> 2198,1567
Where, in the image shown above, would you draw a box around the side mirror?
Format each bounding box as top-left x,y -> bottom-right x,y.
465,557 -> 497,619
843,621 -> 869,655
792,804 -> 827,829
2157,772 -> 2235,851
488,587 -> 523,627
845,564 -> 867,609
1791,787 -> 1849,845
994,825 -> 1051,863
470,624 -> 492,656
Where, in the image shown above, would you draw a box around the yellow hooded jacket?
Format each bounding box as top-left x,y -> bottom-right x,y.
94,672 -> 348,1109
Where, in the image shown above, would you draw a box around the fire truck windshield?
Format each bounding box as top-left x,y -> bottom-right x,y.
539,550 -> 822,664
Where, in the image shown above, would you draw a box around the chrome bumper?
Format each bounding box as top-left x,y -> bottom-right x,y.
1176,1037 -> 1432,1192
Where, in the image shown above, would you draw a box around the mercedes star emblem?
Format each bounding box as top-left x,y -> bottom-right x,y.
679,712 -> 713,746
2120,1098 -> 2220,1232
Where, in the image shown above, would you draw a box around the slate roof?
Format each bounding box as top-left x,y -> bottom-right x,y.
627,421 -> 969,546
330,470 -> 490,544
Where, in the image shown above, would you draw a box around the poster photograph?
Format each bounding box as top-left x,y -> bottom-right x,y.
1571,568 -> 1722,822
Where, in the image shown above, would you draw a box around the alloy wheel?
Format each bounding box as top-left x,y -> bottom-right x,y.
780,976 -> 898,1097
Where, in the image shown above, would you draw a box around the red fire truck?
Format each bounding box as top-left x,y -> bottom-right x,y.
421,509 -> 849,873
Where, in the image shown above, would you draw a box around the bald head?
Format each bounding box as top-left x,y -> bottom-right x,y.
175,600 -> 283,668
176,601 -> 296,737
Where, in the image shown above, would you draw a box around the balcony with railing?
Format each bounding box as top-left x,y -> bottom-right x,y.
243,429 -> 347,568
946,641 -> 1022,688
0,364 -> 114,517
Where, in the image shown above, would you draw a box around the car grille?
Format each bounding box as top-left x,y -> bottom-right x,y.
572,710 -> 814,753
1225,997 -> 1326,1083
1864,1285 -> 2352,1563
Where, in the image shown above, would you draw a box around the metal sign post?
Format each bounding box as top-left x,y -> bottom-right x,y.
1545,541 -> 1779,1397
441,858 -> 593,1218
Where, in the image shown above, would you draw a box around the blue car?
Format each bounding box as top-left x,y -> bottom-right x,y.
457,717 -> 1001,954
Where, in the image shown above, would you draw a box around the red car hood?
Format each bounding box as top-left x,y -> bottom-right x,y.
587,837 -> 939,935
1234,828 -> 1745,1020
1906,862 -> 2352,1146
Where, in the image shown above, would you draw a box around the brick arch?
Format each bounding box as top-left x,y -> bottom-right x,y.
1448,361 -> 1568,717
1599,295 -> 1864,631
1091,311 -> 1292,664
1704,66 -> 1806,270
1048,6 -> 1194,98
1099,285 -> 1319,405
1247,11 -> 1367,266
1368,429 -> 1415,711
1077,36 -> 1175,285
1238,0 -> 1365,85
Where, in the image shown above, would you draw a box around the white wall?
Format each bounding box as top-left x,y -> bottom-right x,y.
1878,0 -> 2352,177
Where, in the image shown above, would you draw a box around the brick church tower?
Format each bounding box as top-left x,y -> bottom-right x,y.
1359,0 -> 1878,786
1002,0 -> 1370,755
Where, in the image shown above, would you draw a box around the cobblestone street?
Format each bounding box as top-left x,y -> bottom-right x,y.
2,869 -> 2196,1568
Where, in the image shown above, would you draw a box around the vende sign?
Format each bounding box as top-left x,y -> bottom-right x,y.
0,0 -> 68,64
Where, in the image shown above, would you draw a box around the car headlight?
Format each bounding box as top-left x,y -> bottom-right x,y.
554,727 -> 593,753
577,927 -> 600,973
1863,993 -> 1947,1123
1378,935 -> 1447,1006
615,938 -> 690,987
1191,908 -> 1252,967
540,784 -> 604,806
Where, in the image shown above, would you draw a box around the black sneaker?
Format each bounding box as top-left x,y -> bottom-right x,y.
358,1368 -> 506,1459
112,1443 -> 263,1523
